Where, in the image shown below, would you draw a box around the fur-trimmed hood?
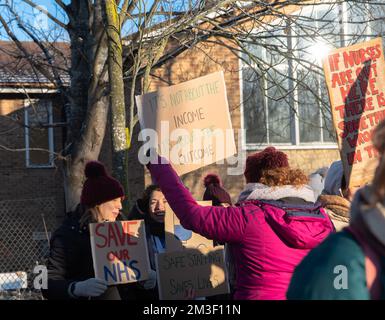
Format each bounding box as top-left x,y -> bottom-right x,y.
237,183 -> 316,203
318,194 -> 350,218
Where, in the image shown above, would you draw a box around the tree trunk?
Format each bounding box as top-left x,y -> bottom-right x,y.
104,0 -> 129,213
64,0 -> 110,212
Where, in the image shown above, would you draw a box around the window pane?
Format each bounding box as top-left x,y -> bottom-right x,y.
369,4 -> 385,37
322,109 -> 335,142
242,67 -> 267,144
263,27 -> 292,144
293,4 -> 340,64
320,79 -> 336,143
242,41 -> 264,66
345,2 -> 371,45
266,68 -> 291,143
316,4 -> 340,47
297,71 -> 321,142
26,100 -> 51,166
293,4 -> 339,144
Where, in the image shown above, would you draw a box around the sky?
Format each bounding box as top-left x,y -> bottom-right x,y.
0,0 -> 195,42
0,0 -> 69,41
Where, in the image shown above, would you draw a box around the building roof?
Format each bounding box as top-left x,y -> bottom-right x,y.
0,41 -> 70,89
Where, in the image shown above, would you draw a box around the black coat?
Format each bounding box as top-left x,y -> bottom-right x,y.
42,210 -> 121,300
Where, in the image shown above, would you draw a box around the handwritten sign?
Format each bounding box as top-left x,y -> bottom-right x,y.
323,38 -> 384,187
136,71 -> 237,176
155,246 -> 229,300
89,220 -> 151,285
164,201 -> 213,252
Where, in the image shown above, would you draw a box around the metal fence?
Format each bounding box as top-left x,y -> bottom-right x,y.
0,197 -> 58,300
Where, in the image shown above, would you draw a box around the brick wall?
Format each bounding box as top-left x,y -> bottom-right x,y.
0,96 -> 65,222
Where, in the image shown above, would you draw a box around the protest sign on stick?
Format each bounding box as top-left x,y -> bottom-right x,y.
90,220 -> 150,285
136,71 -> 236,176
155,246 -> 229,300
323,38 -> 385,187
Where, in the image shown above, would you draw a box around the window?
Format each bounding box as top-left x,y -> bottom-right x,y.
241,2 -> 382,149
243,28 -> 292,145
24,99 -> 54,168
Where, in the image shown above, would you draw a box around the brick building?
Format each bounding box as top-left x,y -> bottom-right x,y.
0,41 -> 68,273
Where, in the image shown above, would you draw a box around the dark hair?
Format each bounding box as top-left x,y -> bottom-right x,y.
142,185 -> 161,213
75,203 -> 99,228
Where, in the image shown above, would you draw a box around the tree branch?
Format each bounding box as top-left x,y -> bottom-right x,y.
21,0 -> 67,29
5,3 -> 66,90
0,145 -> 67,161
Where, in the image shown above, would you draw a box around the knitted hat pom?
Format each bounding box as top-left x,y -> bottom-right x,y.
81,161 -> 124,207
85,161 -> 107,179
203,173 -> 221,187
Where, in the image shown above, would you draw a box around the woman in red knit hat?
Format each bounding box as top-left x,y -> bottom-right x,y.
43,161 -> 125,300
147,146 -> 335,299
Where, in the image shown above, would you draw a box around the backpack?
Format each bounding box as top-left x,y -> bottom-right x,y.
345,226 -> 382,300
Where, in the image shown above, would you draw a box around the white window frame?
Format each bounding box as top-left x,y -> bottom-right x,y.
24,99 -> 54,168
239,3 -> 349,150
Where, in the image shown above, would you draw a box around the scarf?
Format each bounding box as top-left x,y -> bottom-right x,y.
318,194 -> 350,223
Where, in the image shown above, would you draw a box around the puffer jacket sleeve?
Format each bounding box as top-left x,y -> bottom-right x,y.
148,157 -> 252,244
42,230 -> 75,300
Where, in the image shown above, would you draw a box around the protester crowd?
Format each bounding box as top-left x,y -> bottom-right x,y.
42,119 -> 385,301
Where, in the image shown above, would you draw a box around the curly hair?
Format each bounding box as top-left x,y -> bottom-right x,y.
259,167 -> 309,187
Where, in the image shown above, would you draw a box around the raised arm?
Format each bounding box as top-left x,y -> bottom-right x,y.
148,156 -> 254,244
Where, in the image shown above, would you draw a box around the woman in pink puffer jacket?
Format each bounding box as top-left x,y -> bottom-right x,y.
147,147 -> 334,300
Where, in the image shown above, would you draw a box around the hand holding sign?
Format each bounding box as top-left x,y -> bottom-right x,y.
89,220 -> 151,285
72,278 -> 107,298
136,71 -> 236,176
139,269 -> 157,290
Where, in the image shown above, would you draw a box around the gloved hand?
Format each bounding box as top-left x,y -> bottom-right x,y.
73,278 -> 108,297
139,269 -> 157,290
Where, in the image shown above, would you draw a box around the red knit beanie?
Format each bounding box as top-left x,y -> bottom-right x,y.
203,173 -> 232,206
244,147 -> 289,183
80,161 -> 125,207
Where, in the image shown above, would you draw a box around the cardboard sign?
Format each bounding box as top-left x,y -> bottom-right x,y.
323,38 -> 385,187
155,246 -> 230,300
89,220 -> 151,285
164,201 -> 213,252
136,71 -> 237,176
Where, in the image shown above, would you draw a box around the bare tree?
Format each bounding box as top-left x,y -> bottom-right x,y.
1,0 -> 385,210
